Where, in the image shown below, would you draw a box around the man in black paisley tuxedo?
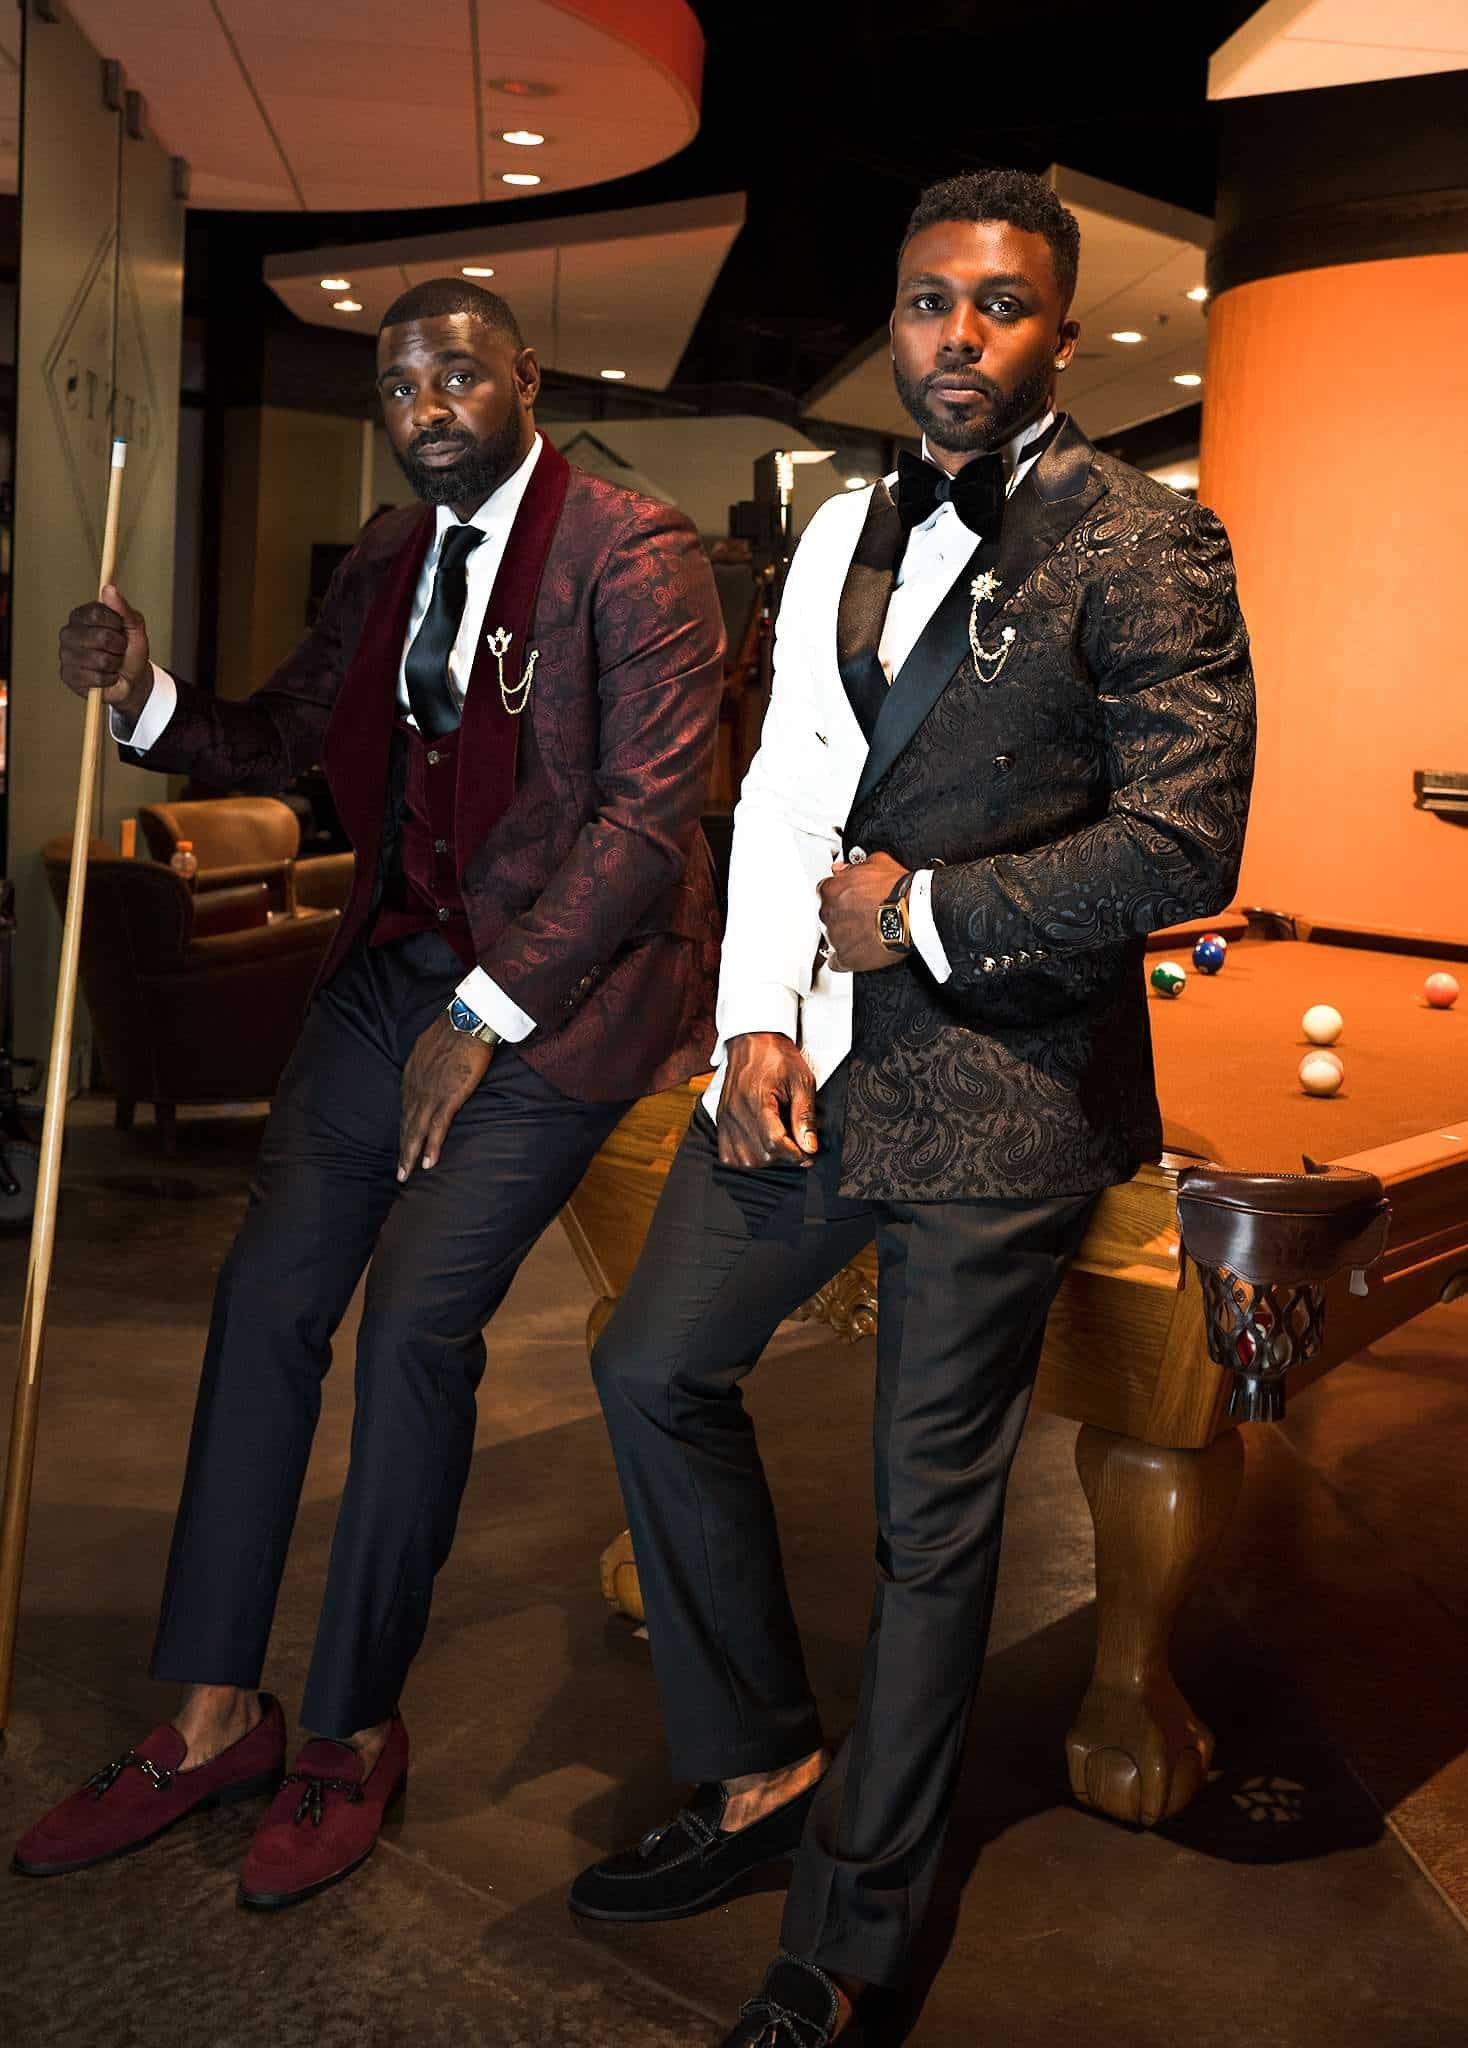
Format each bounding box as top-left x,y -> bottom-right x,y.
574,170 -> 1256,2043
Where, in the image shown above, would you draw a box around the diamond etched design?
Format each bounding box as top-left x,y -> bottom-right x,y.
41,222 -> 164,568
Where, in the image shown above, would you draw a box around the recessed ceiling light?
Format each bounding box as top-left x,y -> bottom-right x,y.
1110,330 -> 1145,345
500,172 -> 541,187
333,299 -> 363,313
489,78 -> 555,98
499,130 -> 545,147
1173,372 -> 1203,387
600,368 -> 627,381
844,475 -> 867,490
1185,286 -> 1209,302
320,277 -> 351,290
461,265 -> 496,278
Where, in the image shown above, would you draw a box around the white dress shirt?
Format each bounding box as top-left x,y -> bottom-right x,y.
115,435 -> 547,1042
891,413 -> 1056,981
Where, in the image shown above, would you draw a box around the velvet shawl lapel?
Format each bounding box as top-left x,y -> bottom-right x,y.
324,507 -> 435,858
319,439 -> 574,874
454,436 -> 572,872
849,415 -> 1107,817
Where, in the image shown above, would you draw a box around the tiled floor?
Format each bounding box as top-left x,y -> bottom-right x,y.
2,1102 -> 1467,2045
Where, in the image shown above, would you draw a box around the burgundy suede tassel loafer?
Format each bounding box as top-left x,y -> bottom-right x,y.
237,1716 -> 408,1909
12,1695 -> 286,1877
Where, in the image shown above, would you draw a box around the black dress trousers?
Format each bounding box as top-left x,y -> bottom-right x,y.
151,930 -> 630,1737
592,1064 -> 1096,1987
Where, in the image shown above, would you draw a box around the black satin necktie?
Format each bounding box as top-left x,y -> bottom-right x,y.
894,446 -> 1007,538
402,523 -> 485,738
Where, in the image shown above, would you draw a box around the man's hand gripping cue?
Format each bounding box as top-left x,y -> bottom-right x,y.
397,1013 -> 494,1181
58,584 -> 155,725
718,1032 -> 819,1170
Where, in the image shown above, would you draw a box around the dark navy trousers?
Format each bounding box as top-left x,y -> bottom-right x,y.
152,931 -> 629,1736
593,1065 -> 1097,1986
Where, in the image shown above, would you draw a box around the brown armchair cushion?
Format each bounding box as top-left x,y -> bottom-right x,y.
41,836 -> 338,1115
137,798 -> 303,916
293,850 -> 356,913
137,796 -> 301,870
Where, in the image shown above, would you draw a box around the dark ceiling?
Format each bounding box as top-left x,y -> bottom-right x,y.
191,0 -> 1262,411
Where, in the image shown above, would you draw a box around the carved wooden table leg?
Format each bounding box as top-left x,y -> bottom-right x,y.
1066,1423 -> 1244,1826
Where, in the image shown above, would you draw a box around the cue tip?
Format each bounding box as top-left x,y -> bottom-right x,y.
110,438 -> 128,468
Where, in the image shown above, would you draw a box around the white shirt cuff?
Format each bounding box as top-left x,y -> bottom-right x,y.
454,967 -> 537,1043
908,869 -> 952,982
110,665 -> 177,755
715,981 -> 801,1051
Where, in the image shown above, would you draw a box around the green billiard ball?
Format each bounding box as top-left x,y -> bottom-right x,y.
1150,960 -> 1187,999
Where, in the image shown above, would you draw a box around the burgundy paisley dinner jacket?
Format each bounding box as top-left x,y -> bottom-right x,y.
124,445 -> 726,1100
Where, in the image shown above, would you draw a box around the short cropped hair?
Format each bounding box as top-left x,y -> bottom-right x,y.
901,170 -> 1081,308
379,277 -> 524,347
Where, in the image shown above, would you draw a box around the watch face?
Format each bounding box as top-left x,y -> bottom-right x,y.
449,997 -> 481,1033
878,905 -> 906,945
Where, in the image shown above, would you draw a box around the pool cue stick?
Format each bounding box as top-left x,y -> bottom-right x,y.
0,437 -> 128,1739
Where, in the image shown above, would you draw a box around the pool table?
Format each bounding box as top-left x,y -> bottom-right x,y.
559,910 -> 1468,1829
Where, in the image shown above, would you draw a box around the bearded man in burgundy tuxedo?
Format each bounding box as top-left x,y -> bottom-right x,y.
17,279 -> 724,1906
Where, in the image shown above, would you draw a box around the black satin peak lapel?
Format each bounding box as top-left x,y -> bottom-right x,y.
847,417 -> 1106,818
986,416 -> 1106,626
849,539 -> 982,814
835,481 -> 903,743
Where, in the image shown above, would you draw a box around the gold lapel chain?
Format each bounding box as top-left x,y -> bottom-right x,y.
967,565 -> 1016,683
485,627 -> 539,715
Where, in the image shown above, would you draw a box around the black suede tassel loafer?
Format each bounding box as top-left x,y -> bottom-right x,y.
719,1954 -> 853,2046
568,1777 -> 820,1923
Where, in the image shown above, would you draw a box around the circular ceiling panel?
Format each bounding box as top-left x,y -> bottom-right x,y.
62,0 -> 705,211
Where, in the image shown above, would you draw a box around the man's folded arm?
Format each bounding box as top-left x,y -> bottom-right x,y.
930,502 -> 1256,987
468,505 -> 725,1028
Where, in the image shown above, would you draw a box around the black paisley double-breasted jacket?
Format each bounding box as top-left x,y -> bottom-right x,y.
834,417 -> 1256,1200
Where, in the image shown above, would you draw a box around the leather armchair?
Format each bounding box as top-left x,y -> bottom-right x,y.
42,838 -> 339,1149
137,796 -> 354,916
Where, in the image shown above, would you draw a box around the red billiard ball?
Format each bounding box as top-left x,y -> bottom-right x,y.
1425,973 -> 1460,1010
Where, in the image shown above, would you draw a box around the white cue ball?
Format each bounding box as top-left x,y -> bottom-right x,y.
1302,1004 -> 1344,1045
1299,1051 -> 1344,1096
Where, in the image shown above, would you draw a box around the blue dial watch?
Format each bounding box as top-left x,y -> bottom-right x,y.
447,996 -> 500,1048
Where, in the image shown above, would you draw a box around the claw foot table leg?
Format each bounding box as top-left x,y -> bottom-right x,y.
1066,1424 -> 1244,1826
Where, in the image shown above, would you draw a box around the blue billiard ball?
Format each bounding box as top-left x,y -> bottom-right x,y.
1192,934 -> 1228,975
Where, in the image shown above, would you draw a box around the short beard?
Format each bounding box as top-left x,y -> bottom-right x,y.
391,410 -> 527,507
893,356 -> 1055,455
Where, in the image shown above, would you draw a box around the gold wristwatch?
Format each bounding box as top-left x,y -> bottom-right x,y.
875,871 -> 915,955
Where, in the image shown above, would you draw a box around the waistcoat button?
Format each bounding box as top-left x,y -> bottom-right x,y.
433,839 -> 448,854
426,748 -> 440,765
436,906 -> 450,923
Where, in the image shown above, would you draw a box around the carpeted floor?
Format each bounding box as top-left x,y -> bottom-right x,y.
2,1100 -> 1468,2046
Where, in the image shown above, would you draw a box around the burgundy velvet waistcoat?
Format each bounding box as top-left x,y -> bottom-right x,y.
371,721 -> 476,964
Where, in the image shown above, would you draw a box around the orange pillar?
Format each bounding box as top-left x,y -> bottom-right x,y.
1199,76 -> 1468,938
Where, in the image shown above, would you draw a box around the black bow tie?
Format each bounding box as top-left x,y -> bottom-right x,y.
894,446 -> 1008,538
